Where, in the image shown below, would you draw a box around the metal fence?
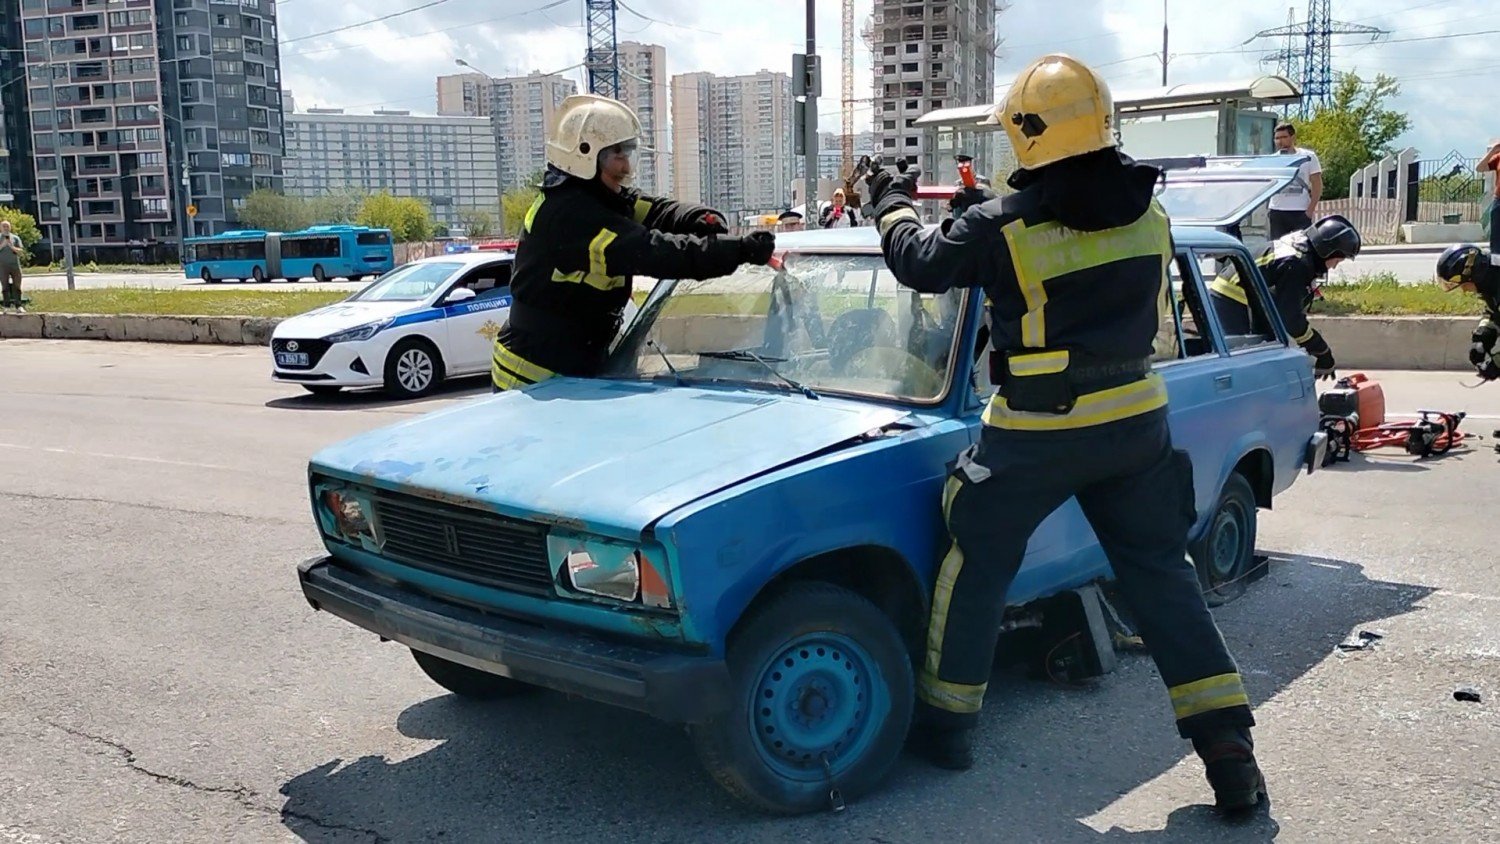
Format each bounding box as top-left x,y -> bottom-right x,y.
1414,149 -> 1488,223
1318,197 -> 1404,245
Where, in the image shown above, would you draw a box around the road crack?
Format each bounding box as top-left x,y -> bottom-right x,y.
1,490 -> 302,526
41,720 -> 388,843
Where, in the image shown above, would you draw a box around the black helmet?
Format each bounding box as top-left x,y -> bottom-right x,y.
1304,214 -> 1362,261
1436,243 -> 1487,291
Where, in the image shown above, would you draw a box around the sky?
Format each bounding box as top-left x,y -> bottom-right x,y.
275,0 -> 1500,174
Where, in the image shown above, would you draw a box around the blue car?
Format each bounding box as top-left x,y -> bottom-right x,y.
296,164 -> 1326,814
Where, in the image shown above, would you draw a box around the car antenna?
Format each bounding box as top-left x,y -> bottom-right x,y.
646,339 -> 685,386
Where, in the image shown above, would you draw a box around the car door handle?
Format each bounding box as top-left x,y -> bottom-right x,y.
1214,374 -> 1233,390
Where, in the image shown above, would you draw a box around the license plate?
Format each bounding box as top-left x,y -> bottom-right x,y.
276,352 -> 310,367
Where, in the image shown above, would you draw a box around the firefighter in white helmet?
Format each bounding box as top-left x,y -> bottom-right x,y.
863,54 -> 1265,815
491,94 -> 775,391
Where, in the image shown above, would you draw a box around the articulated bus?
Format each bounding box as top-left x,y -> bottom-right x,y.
183,225 -> 396,283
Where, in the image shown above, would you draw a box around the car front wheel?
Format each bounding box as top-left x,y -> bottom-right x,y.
410,649 -> 532,700
689,582 -> 913,815
383,338 -> 444,398
1189,471 -> 1258,606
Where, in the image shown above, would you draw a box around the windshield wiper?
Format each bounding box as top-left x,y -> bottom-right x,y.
699,349 -> 819,400
646,339 -> 685,386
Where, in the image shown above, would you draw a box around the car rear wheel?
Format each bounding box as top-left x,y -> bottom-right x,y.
313,264 -> 327,283
410,649 -> 532,700
1189,471 -> 1257,607
384,338 -> 444,399
689,582 -> 912,815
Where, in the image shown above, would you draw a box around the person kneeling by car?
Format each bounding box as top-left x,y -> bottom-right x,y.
1207,215 -> 1361,380
1436,243 -> 1500,382
491,94 -> 775,392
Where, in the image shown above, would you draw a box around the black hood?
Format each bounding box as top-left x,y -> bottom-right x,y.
541,165 -> 632,214
1008,148 -> 1162,232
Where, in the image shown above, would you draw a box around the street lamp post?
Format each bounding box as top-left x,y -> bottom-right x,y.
39,22 -> 76,290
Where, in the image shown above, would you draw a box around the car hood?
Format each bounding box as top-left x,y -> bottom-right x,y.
275,300 -> 421,339
311,378 -> 913,536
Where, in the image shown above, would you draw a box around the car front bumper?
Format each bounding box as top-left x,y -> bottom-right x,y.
297,556 -> 731,724
271,339 -> 383,387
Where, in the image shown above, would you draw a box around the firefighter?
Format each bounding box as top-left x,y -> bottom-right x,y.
863,53 -> 1264,814
1436,244 -> 1500,381
1208,216 -> 1361,381
491,94 -> 775,391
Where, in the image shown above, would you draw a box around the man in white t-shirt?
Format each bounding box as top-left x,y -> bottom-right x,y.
1267,122 -> 1324,240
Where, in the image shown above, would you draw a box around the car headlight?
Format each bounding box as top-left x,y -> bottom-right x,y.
549,534 -> 673,609
313,481 -> 379,546
324,318 -> 393,343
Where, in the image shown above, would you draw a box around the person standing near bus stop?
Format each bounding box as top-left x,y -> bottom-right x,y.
1,220 -> 25,314
1267,122 -> 1324,240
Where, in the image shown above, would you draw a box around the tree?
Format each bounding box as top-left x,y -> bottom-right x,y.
309,187 -> 368,225
0,206 -> 43,256
357,191 -> 434,242
236,189 -> 314,231
456,207 -> 495,238
1295,72 -> 1412,200
500,185 -> 540,235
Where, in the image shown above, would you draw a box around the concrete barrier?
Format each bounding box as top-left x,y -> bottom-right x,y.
0,312 -> 1484,371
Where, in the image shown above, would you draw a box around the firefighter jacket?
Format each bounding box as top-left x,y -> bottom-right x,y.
1209,234 -> 1328,352
494,169 -> 747,383
876,148 -> 1174,431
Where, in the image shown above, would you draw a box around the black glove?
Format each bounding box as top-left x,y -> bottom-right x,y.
685,208 -> 729,236
1313,348 -> 1337,380
864,161 -> 921,222
738,231 -> 775,265
950,185 -> 996,216
1481,360 -> 1500,381
1472,342 -> 1490,367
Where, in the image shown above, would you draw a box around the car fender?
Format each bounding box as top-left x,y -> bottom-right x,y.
1193,429 -> 1276,541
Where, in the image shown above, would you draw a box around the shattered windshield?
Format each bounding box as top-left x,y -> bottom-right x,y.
600,254 -> 967,403
1155,177 -> 1287,225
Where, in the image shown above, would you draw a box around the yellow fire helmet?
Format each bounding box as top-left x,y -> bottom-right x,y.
995,53 -> 1117,171
545,93 -> 643,180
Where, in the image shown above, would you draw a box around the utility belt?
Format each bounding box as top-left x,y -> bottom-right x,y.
507,300 -> 622,353
990,348 -> 1152,415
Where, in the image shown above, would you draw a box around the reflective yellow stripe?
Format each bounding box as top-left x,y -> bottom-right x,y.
491,366 -> 528,392
632,198 -> 653,224
876,206 -> 920,236
1293,325 -> 1315,344
523,195 -> 544,233
1002,201 -> 1171,349
917,672 -> 987,714
491,342 -> 554,384
1209,276 -> 1249,305
552,229 -> 625,290
918,475 -> 988,714
1007,349 -> 1069,376
1169,672 -> 1250,720
982,372 -> 1168,431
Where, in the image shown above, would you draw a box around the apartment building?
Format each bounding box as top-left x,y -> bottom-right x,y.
435,71 -> 491,118
616,41 -> 667,194
17,0 -> 285,256
1,2 -> 29,206
282,109 -> 499,232
871,0 -> 996,177
670,69 -> 793,214
488,71 -> 576,192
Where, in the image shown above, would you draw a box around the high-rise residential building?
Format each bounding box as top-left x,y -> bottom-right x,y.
487,71 -> 576,193
17,0 -> 284,257
435,71 -> 491,118
670,70 -> 793,214
871,0 -> 996,177
282,109 -> 500,233
616,41 -> 668,194
1,3 -> 29,207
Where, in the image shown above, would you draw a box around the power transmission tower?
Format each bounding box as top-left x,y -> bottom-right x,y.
1248,0 -> 1385,116
585,0 -> 619,99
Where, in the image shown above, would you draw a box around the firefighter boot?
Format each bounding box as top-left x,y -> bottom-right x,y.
908,723 -> 974,770
1192,727 -> 1266,814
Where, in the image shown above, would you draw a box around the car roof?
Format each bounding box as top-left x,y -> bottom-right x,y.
411,251 -> 514,266
772,222 -> 1245,253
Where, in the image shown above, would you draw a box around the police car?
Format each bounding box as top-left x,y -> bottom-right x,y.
271,252 -> 518,398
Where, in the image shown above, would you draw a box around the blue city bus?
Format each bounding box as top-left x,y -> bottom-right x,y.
184,225 -> 396,283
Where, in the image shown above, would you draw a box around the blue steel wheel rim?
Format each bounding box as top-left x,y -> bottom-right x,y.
1209,503 -> 1245,581
747,632 -> 891,783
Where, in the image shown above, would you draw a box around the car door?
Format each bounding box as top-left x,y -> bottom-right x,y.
438,261 -> 514,374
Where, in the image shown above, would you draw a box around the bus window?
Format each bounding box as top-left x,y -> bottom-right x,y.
357,231 -> 391,246
282,236 -> 341,258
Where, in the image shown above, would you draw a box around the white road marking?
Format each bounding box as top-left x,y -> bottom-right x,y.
0,442 -> 237,472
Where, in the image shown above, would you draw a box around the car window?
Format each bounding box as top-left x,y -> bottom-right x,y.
350,261 -> 463,302
452,263 -> 513,299
1154,254 -> 1219,363
1196,250 -> 1284,352
600,254 -> 966,404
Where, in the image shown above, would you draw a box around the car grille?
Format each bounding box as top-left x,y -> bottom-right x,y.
371,488 -> 555,597
272,338 -> 331,369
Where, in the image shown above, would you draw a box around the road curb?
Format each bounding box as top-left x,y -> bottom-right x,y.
0,312 -> 1484,370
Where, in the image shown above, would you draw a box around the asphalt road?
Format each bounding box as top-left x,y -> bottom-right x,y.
2,341 -> 1497,843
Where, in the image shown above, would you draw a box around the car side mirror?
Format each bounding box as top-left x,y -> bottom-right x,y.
445,287 -> 477,304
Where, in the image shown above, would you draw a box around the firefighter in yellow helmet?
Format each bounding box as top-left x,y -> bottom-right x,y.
491,94 -> 775,391
864,54 -> 1264,814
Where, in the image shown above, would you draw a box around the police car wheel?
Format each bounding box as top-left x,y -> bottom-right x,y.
689,582 -> 913,815
384,338 -> 444,398
409,649 -> 532,700
1189,472 -> 1257,607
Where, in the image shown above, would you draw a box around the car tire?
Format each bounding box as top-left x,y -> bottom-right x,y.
384,338 -> 444,399
201,267 -> 218,284
1189,471 -> 1258,607
302,385 -> 342,397
350,274 -> 365,282
410,649 -> 533,700
313,264 -> 327,283
689,582 -> 913,816
251,266 -> 265,283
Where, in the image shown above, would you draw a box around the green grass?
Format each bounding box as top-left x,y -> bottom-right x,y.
23,288 -> 349,317
1312,272 -> 1488,316
30,263 -> 182,274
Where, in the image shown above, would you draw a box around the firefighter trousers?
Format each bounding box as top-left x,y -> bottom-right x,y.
920,407 -> 1256,739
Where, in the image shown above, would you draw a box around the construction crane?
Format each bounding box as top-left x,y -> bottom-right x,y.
584,0 -> 619,99
840,0 -> 856,201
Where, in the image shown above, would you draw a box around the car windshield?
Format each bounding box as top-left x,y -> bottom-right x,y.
1155,177 -> 1286,225
349,261 -> 462,302
600,253 -> 966,403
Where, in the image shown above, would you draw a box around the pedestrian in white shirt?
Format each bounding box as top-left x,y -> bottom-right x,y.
1267,122 -> 1324,239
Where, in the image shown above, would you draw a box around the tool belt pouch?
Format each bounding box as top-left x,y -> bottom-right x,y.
997,351 -> 1077,415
